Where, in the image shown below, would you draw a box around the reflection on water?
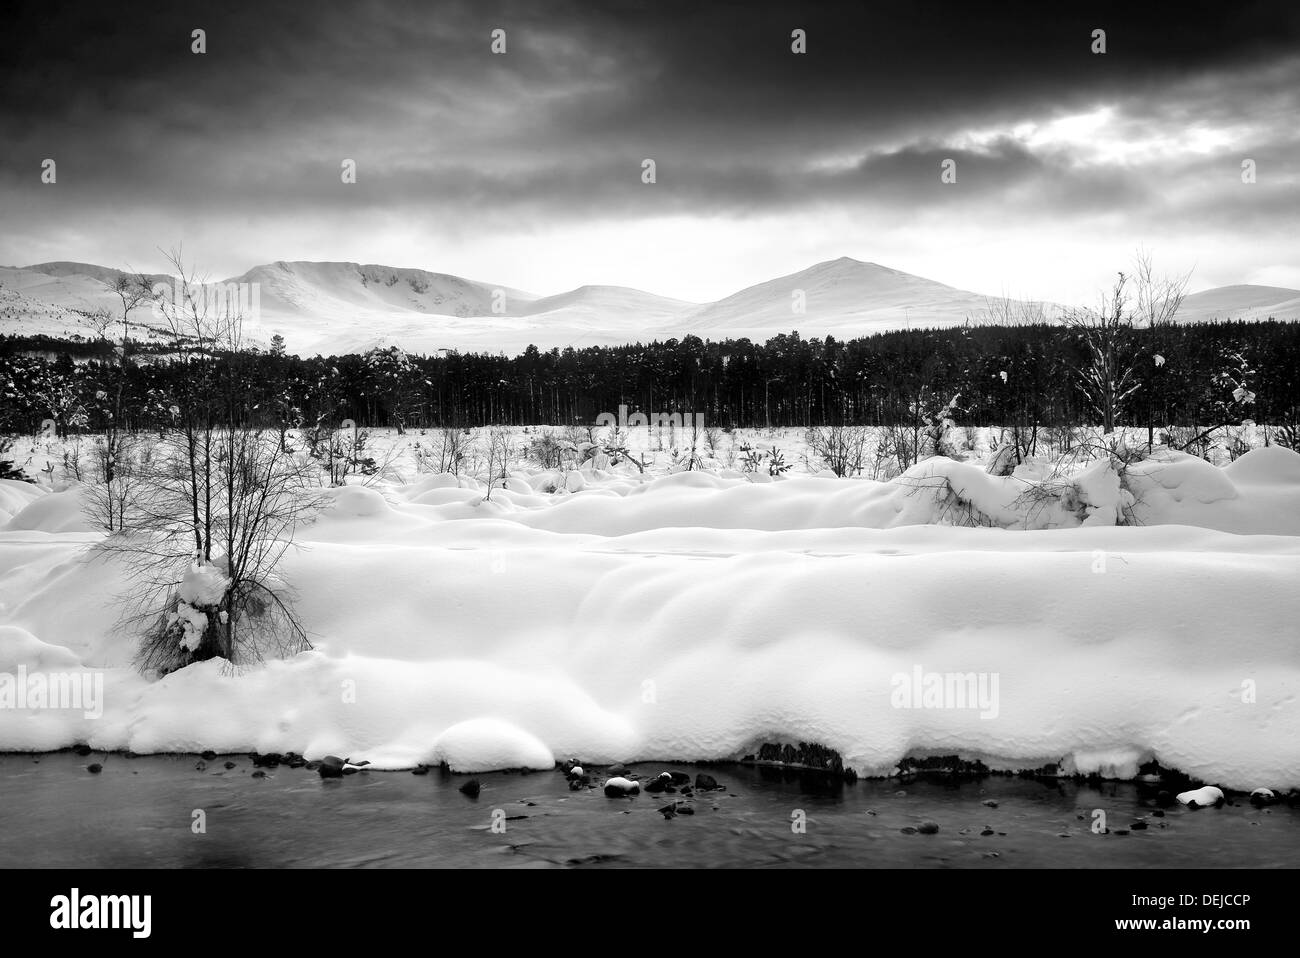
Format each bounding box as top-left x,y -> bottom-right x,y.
1,753 -> 1295,868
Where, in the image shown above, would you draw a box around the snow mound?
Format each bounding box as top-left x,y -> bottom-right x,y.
1222,446 -> 1300,485
3,486 -> 94,533
431,718 -> 555,773
0,479 -> 44,524
324,484 -> 391,517
0,625 -> 83,672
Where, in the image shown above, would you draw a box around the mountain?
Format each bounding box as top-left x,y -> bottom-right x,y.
1177,284 -> 1300,324
2,257 -> 1295,356
231,261 -> 538,321
0,264 -> 175,342
683,257 -> 1039,336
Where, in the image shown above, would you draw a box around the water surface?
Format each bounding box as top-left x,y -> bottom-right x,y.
1,753 -> 1294,868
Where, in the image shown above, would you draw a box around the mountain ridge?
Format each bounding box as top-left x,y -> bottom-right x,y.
2,257 -> 1297,356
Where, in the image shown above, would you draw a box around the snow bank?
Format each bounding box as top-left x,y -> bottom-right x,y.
0,449 -> 1297,787
2,485 -> 94,534
0,480 -> 44,525
375,448 -> 1300,537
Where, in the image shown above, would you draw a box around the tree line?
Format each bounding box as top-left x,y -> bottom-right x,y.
2,320 -> 1296,437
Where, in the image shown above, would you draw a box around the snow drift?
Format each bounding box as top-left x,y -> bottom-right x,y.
1,448 -> 1298,789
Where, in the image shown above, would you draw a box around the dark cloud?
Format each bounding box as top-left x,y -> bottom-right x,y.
0,0 -> 1296,287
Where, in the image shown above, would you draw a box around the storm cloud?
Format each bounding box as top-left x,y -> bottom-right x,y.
1,0 -> 1297,301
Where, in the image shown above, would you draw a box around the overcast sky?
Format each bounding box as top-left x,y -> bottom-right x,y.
2,0 -> 1298,305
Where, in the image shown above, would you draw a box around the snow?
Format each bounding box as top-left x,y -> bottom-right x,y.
7,259 -> 1295,356
1177,785 -> 1225,807
1177,284 -> 1300,324
178,560 -> 229,607
430,718 -> 554,773
2,485 -> 93,534
602,776 -> 640,796
0,479 -> 44,525
0,440 -> 1297,789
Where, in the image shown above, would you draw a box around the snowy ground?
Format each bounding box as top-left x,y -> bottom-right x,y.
1,426 -> 1298,791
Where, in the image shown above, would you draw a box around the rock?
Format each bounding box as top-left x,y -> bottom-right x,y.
695,773 -> 721,791
459,779 -> 482,798
1151,809 -> 1164,817
350,759 -> 371,767
667,771 -> 691,786
317,755 -> 346,779
200,750 -> 217,761
251,752 -> 282,768
87,763 -> 102,774
1130,820 -> 1148,830
658,803 -> 678,819
981,800 -> 998,808
980,828 -> 995,836
566,765 -> 585,779
195,761 -> 207,771
900,826 -> 918,834
606,763 -> 629,776
644,773 -> 674,794
603,776 -> 640,797
917,821 -> 940,835
676,805 -> 695,815
1250,787 -> 1277,807
72,744 -> 92,757
224,761 -> 236,770
1155,789 -> 1175,807
251,770 -> 266,779
341,766 -> 360,775
1176,785 -> 1225,808
411,765 -> 430,775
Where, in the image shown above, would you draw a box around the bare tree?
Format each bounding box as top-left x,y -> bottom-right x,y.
1132,248 -> 1191,328
93,249 -> 321,674
481,426 -> 514,501
976,293 -> 1049,327
1066,251 -> 1191,438
806,424 -> 869,477
76,270 -> 155,529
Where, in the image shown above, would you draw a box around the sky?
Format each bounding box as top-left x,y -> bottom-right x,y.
1,0 -> 1298,307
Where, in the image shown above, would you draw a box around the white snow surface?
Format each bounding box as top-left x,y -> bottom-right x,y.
1,448 -> 1298,787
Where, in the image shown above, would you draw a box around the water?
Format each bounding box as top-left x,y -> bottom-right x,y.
2,753 -> 1295,868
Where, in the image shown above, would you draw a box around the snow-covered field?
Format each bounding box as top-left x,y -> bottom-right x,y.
2,427 -> 1298,792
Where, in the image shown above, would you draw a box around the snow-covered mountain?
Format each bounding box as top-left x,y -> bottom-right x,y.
1177,284 -> 1300,324
682,257 -> 1046,337
2,258 -> 1296,356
